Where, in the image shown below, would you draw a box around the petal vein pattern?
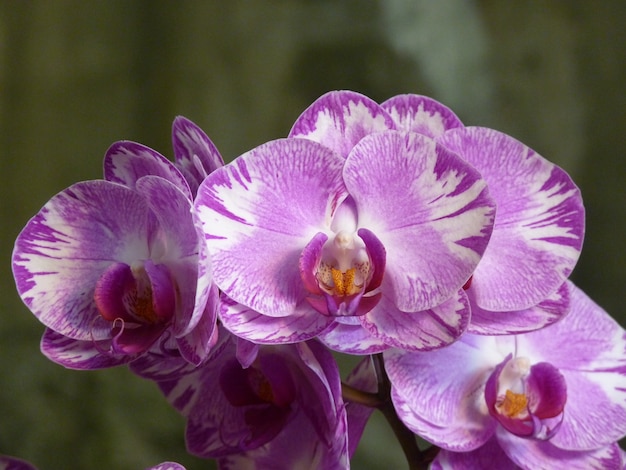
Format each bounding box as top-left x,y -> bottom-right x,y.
344,131 -> 495,312
196,138 -> 347,316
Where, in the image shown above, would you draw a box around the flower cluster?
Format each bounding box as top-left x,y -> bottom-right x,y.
10,91 -> 626,469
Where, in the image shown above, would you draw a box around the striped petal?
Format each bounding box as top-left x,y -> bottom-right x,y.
345,131 -> 495,311
195,138 -> 347,317
467,281 -> 570,335
41,328 -> 132,369
104,141 -> 191,199
288,90 -> 396,158
12,181 -> 156,339
385,334 -> 503,451
381,94 -> 463,138
219,295 -> 332,344
517,282 -> 626,450
438,127 -> 584,310
497,432 -> 622,470
317,321 -> 388,355
172,116 -> 224,195
362,289 -> 470,351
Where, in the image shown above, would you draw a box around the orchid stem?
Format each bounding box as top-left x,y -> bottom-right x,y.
372,353 -> 427,470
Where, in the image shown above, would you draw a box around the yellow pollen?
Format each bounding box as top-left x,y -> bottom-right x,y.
130,289 -> 158,324
331,267 -> 359,296
500,389 -> 528,418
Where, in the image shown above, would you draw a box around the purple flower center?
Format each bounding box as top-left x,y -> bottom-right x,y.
485,354 -> 567,440
93,260 -> 175,354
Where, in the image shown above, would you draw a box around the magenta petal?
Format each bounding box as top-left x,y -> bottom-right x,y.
289,90 -> 396,158
94,262 -> 135,322
41,328 -> 132,369
172,116 -> 224,194
219,295 -> 333,344
527,362 -> 567,419
299,232 -> 328,295
0,455 -> 39,470
195,138 -> 348,316
363,290 -> 470,351
381,94 -> 464,138
344,131 -> 495,312
467,281 -> 570,335
104,141 -> 191,199
12,180 -> 155,340
438,127 -> 585,310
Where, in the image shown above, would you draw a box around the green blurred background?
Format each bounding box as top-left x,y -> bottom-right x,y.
1,1 -> 624,469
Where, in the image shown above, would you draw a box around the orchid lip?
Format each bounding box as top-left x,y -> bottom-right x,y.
300,226 -> 385,317
93,260 -> 176,354
485,353 -> 566,440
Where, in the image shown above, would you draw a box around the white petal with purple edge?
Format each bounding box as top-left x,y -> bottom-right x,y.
104,141 -> 192,199
195,138 -> 348,316
12,181 -> 156,339
289,90 -> 396,158
345,131 -> 495,311
438,127 -> 584,310
381,94 -> 464,138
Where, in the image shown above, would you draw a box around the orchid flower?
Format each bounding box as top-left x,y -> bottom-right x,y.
157,333 -> 351,469
384,281 -> 626,469
294,91 -> 584,336
195,94 -> 496,353
12,117 -> 221,368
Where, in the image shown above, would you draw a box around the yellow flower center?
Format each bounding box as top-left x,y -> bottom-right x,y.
499,389 -> 528,418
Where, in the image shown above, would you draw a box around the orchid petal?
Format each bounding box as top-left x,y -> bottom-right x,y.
381,94 -> 463,138
517,282 -> 626,379
135,176 -> 207,335
172,116 -> 224,194
175,285 -> 219,366
289,90 -> 396,158
219,295 -> 333,344
0,455 -> 39,470
345,131 -> 495,311
432,437 -> 521,470
317,321 -> 389,355
439,127 -> 584,310
104,141 -> 191,199
467,281 -> 570,335
41,328 -> 132,369
497,432 -> 622,470
147,463 -> 187,470
12,180 -> 156,340
195,138 -> 347,316
363,289 -> 469,351
385,335 -> 504,451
